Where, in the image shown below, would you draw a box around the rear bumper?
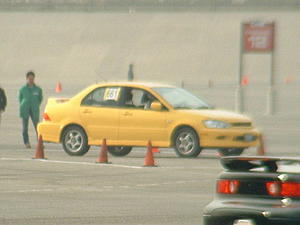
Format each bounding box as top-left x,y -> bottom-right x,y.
199,128 -> 260,148
203,201 -> 300,225
37,122 -> 61,143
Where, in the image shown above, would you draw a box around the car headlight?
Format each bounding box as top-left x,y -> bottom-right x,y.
204,120 -> 231,129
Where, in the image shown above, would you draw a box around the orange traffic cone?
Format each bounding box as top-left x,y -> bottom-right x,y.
152,147 -> 160,153
55,82 -> 62,93
33,135 -> 46,159
96,139 -> 111,164
144,141 -> 157,167
257,134 -> 266,156
241,76 -> 249,86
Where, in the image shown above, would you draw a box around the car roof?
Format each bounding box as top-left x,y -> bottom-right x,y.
91,81 -> 176,89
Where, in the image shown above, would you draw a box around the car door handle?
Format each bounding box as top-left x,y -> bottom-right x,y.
123,112 -> 133,116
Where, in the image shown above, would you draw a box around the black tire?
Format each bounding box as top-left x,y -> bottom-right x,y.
107,146 -> 132,157
62,126 -> 90,156
173,127 -> 202,158
218,148 -> 244,156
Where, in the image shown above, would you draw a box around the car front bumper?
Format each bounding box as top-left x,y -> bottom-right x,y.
199,128 -> 261,148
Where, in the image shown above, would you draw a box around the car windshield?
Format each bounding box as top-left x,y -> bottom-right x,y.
153,87 -> 211,110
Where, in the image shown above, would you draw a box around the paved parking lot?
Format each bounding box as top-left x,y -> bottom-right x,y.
0,120 -> 299,225
0,145 -> 223,225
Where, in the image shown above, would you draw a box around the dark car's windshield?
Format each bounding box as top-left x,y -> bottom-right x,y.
153,87 -> 211,110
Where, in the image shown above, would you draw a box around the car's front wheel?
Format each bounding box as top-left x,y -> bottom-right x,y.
218,148 -> 244,156
174,127 -> 202,158
107,146 -> 132,157
62,126 -> 90,156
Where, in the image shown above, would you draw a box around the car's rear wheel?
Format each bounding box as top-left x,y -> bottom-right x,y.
174,127 -> 202,158
218,148 -> 244,156
62,126 -> 90,156
107,146 -> 132,157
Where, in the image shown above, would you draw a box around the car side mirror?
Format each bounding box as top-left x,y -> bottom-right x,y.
150,101 -> 162,111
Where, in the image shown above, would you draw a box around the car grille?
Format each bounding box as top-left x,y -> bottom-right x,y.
234,134 -> 257,142
231,122 -> 252,127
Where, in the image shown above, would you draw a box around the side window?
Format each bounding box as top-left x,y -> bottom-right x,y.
131,89 -> 145,107
81,87 -> 121,107
121,87 -> 158,110
141,91 -> 157,110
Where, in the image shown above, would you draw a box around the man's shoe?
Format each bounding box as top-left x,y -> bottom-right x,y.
25,143 -> 31,149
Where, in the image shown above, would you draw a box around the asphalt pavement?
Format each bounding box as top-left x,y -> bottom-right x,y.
0,115 -> 299,225
0,145 -> 223,225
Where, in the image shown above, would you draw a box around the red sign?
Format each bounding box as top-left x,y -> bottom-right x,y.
243,22 -> 275,52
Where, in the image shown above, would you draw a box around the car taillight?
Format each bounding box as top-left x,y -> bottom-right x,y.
217,180 -> 240,194
43,113 -> 51,121
266,181 -> 300,197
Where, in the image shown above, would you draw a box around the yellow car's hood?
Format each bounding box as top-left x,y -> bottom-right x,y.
181,109 -> 251,122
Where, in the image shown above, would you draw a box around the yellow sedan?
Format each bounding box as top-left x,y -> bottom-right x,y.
38,82 -> 260,157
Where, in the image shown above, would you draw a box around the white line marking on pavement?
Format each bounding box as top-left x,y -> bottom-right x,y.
42,159 -> 144,169
0,157 -> 143,169
0,157 -> 220,170
0,157 -> 33,161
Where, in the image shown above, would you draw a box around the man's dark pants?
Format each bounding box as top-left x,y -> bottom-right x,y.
22,109 -> 38,145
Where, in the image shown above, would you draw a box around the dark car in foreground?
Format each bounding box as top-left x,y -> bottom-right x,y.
203,156 -> 300,225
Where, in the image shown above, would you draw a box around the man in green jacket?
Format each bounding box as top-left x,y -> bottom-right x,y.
19,71 -> 43,148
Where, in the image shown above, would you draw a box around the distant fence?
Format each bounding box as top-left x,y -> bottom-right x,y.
1,0 -> 300,11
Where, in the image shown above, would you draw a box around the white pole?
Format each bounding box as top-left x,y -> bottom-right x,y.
266,23 -> 275,115
266,51 -> 275,115
236,23 -> 244,113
